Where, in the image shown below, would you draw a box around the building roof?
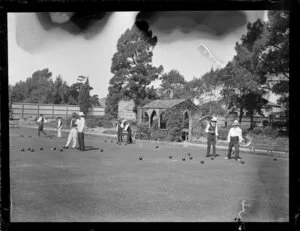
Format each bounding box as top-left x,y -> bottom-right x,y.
141,99 -> 191,109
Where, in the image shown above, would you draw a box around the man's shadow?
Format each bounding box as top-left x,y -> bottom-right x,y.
84,146 -> 100,151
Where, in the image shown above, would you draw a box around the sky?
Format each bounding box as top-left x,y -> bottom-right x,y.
8,11 -> 267,99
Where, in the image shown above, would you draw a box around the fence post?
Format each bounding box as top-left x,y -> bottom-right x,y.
21,103 -> 24,118
66,105 -> 68,118
37,104 -> 39,116
52,104 -> 54,118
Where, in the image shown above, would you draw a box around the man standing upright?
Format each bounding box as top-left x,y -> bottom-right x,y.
205,116 -> 218,158
76,112 -> 86,151
116,119 -> 124,144
37,114 -> 48,137
225,120 -> 244,161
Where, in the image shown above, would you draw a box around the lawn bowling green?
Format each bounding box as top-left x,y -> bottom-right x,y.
10,127 -> 288,222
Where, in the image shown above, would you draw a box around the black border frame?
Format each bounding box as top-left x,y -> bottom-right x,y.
1,0 -> 296,231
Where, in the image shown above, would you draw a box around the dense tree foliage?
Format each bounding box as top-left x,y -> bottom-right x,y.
11,69 -> 100,108
106,21 -> 163,118
159,70 -> 186,99
78,77 -> 91,114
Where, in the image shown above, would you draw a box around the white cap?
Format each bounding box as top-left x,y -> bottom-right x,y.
211,116 -> 217,122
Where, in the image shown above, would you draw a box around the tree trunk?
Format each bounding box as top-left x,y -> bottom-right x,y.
136,105 -> 141,123
239,107 -> 244,123
250,114 -> 254,130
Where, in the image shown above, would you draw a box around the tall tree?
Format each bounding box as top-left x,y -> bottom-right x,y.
255,11 -> 289,115
159,69 -> 186,99
11,68 -> 54,103
107,20 -> 163,119
52,75 -> 69,104
89,95 -> 100,106
78,77 -> 91,114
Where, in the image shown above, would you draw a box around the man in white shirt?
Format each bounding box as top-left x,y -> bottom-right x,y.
37,114 -> 48,137
76,112 -> 86,151
205,116 -> 218,158
56,117 -> 63,138
225,120 -> 244,160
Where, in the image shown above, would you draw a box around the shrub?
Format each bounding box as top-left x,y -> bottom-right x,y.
263,126 -> 278,137
151,129 -> 169,141
217,127 -> 229,140
252,126 -> 263,135
102,120 -> 113,128
191,117 -> 207,139
262,120 -> 269,127
101,114 -> 115,121
135,124 -> 151,140
85,116 -> 98,128
165,109 -> 184,142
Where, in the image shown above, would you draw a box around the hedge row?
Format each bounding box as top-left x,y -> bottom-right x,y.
135,124 -> 183,142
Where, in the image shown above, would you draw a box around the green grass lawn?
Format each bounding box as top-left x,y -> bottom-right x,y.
9,127 -> 289,222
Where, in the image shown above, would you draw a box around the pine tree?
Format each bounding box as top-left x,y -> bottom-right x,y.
78,77 -> 91,114
106,20 -> 163,118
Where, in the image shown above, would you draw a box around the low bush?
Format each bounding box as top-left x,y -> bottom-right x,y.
252,126 -> 263,135
102,120 -> 113,128
217,127 -> 229,140
151,129 -> 169,141
166,109 -> 184,142
135,124 -> 151,140
85,116 -> 98,128
263,125 -> 278,137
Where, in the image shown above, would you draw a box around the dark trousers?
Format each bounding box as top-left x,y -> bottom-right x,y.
227,136 -> 239,158
78,132 -> 85,151
118,129 -> 123,142
206,133 -> 216,157
38,125 -> 47,137
127,129 -> 132,144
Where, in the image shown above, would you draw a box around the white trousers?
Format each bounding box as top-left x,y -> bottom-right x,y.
65,128 -> 78,148
57,127 -> 62,138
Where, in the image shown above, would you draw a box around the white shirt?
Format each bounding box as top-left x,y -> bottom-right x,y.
76,117 -> 85,132
124,124 -> 129,131
205,123 -> 218,136
116,122 -> 123,131
37,116 -> 47,123
57,120 -> 62,128
227,127 -> 243,143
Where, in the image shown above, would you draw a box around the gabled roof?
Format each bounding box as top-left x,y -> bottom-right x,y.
141,99 -> 196,109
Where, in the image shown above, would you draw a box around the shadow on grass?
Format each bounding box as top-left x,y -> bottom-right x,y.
84,146 -> 100,151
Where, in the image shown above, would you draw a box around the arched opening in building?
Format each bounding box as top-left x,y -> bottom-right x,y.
150,110 -> 158,129
141,111 -> 149,123
182,111 -> 190,140
160,111 -> 167,129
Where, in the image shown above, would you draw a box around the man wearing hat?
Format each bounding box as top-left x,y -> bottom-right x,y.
36,114 -> 48,137
225,120 -> 244,160
76,112 -> 86,151
124,121 -> 133,144
116,119 -> 124,143
205,116 -> 218,158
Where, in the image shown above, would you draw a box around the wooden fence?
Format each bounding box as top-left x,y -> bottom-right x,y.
11,102 -> 105,118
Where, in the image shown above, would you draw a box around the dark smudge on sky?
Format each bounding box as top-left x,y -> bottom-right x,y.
16,12 -> 113,53
36,12 -> 111,38
135,11 -> 249,42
